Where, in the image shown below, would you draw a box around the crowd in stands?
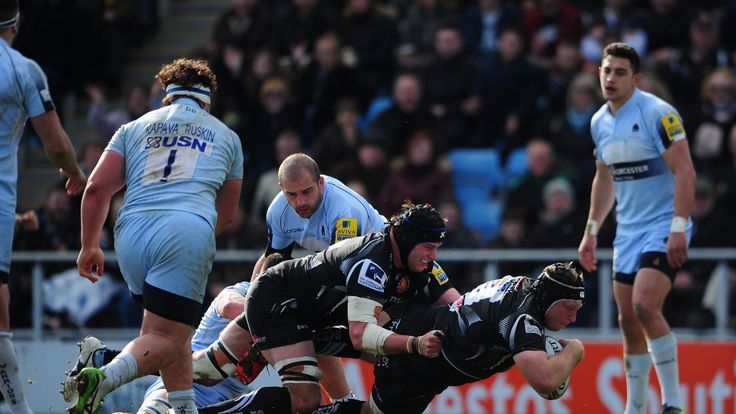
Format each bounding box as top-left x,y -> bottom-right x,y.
10,0 -> 736,330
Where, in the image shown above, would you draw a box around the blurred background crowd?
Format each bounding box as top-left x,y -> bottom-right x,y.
9,0 -> 736,331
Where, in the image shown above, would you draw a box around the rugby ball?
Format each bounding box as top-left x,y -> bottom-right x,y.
539,336 -> 570,400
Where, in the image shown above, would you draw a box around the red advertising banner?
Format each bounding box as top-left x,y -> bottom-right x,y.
342,341 -> 736,414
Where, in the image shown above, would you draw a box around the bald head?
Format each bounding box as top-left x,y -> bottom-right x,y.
278,153 -> 321,184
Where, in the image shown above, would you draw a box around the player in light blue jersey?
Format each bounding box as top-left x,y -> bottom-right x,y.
71,58 -> 243,414
250,153 -> 387,278
578,43 -> 696,414
0,1 -> 87,412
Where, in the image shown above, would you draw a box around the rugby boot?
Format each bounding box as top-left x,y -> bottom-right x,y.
68,367 -> 106,414
62,336 -> 108,402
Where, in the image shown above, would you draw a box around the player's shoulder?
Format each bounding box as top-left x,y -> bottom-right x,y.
636,89 -> 679,118
322,175 -> 367,209
590,103 -> 610,128
266,192 -> 293,223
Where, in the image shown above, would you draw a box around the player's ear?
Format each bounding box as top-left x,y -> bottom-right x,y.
633,72 -> 643,86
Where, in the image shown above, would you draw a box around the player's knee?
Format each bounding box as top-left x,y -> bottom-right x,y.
632,300 -> 660,322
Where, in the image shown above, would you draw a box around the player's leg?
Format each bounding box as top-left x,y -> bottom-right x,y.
192,315 -> 254,385
316,355 -> 353,401
263,341 -> 323,413
137,382 -> 171,414
0,282 -> 32,414
197,387 -> 291,414
612,234 -> 652,414
614,280 -> 652,414
633,253 -> 683,412
0,206 -> 32,414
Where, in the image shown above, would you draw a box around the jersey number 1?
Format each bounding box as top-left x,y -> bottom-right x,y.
160,149 -> 177,182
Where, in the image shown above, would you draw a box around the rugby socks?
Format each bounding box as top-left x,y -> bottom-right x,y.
648,333 -> 682,409
100,352 -> 138,395
167,389 -> 197,414
139,398 -> 173,414
623,353 -> 652,414
0,334 -> 32,414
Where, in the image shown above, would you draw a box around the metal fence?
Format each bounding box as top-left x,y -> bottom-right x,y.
11,248 -> 736,341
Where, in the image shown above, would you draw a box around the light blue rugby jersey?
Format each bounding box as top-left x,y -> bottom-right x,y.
0,37 -> 55,211
266,175 -> 386,252
591,88 -> 687,232
107,98 -> 243,229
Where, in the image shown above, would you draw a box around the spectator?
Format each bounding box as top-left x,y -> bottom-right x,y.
250,130 -> 303,220
295,32 -> 358,144
690,68 -> 736,180
243,75 -> 301,178
370,72 -> 440,159
86,83 -> 150,142
397,0 -> 457,69
422,23 -> 480,148
522,0 -> 584,68
489,210 -> 535,276
644,0 -> 692,61
474,26 -> 546,150
378,128 -> 453,216
339,0 -> 398,107
210,43 -> 248,127
313,98 -> 364,176
435,198 -> 483,293
655,10 -> 732,123
271,0 -> 338,64
549,72 -> 600,203
460,0 -> 521,57
504,138 -> 571,228
546,40 -> 584,117
210,0 -> 272,57
332,137 -> 390,205
526,177 -> 583,248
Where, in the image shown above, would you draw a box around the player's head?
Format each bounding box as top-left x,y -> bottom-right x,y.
0,0 -> 19,37
599,42 -> 641,106
278,153 -> 324,219
263,252 -> 287,270
155,58 -> 217,110
532,262 -> 585,331
389,201 -> 447,272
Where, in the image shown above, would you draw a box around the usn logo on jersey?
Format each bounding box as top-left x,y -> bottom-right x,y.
355,259 -> 387,292
335,218 -> 358,242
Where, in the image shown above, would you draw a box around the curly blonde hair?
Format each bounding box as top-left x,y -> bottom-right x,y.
155,58 -> 217,105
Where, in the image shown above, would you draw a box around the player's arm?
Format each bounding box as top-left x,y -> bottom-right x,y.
433,288 -> 461,305
347,296 -> 442,358
214,179 -> 242,236
213,289 -> 247,320
30,111 -> 87,195
513,338 -> 584,395
662,139 -> 696,268
578,161 -> 615,272
77,150 -> 126,282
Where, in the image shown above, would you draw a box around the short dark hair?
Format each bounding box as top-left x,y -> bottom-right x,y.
0,0 -> 18,23
278,153 -> 321,183
263,252 -> 287,270
602,42 -> 640,74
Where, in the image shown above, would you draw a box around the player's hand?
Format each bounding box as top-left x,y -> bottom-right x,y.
559,338 -> 585,364
578,234 -> 597,272
417,330 -> 444,359
666,232 -> 688,269
77,247 -> 104,283
61,168 -> 87,196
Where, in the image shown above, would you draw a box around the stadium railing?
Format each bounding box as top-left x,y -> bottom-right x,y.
11,248 -> 736,341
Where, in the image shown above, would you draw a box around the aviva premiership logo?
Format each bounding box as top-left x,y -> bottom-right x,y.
335,218 -> 358,241
431,262 -> 448,285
